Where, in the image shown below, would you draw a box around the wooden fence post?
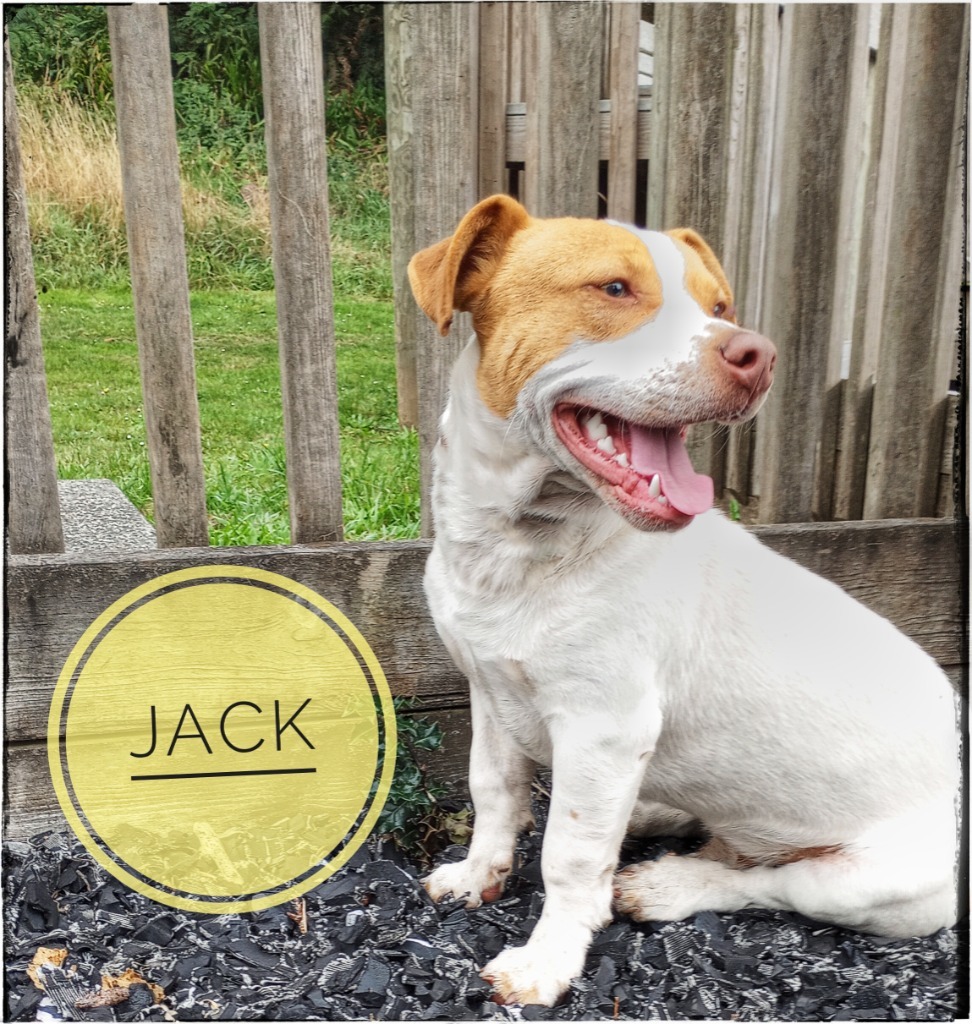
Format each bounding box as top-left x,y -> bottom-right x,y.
523,2 -> 602,218
259,2 -> 343,544
753,4 -> 862,524
863,4 -> 968,520
648,2 -> 736,497
390,3 -> 479,536
108,6 -> 208,548
478,3 -> 509,199
606,2 -> 640,223
721,3 -> 784,509
4,36 -> 64,555
385,4 -> 419,431
833,6 -> 897,521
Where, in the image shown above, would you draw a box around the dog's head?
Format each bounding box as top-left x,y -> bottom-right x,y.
408,195 -> 775,531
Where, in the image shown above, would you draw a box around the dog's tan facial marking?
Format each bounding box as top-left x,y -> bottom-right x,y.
407,197 -> 744,421
666,228 -> 737,324
408,195 -> 668,418
473,219 -> 664,417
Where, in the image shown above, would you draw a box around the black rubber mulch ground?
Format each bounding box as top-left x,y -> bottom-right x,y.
3,800 -> 965,1022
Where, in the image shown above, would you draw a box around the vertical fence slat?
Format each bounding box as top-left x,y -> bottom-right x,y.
523,2 -> 602,218
385,4 -> 419,431
811,6 -> 872,523
403,3 -> 480,535
107,6 -> 208,548
259,2 -> 343,544
478,2 -> 509,198
507,4 -> 526,105
863,4 -> 967,520
833,5 -> 894,521
4,36 -> 64,555
722,3 -> 783,508
648,2 -> 736,497
606,2 -> 640,222
753,4 -> 860,524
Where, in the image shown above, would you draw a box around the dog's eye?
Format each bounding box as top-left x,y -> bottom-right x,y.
713,301 -> 736,320
602,281 -> 628,299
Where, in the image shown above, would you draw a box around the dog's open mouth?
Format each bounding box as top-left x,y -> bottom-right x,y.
552,404 -> 714,527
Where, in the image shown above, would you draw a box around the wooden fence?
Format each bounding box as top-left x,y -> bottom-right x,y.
4,3 -> 967,838
387,2 -> 967,528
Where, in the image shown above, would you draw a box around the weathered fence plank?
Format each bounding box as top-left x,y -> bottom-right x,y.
649,3 -> 737,497
478,3 -> 509,198
4,36 -> 64,556
863,4 -> 968,521
606,2 -> 640,222
523,2 -> 602,218
833,5 -> 896,522
385,4 -> 419,431
107,6 -> 208,549
404,3 -> 480,536
753,4 -> 860,524
259,3 -> 343,544
811,7 -> 873,524
648,3 -> 734,244
5,518 -> 963,837
722,4 -> 783,510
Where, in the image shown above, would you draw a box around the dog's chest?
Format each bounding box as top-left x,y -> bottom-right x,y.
424,527 -> 682,766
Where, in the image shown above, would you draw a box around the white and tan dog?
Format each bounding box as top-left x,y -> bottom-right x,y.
408,195 -> 959,1007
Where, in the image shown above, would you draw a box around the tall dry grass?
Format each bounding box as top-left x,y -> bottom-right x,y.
16,84 -> 392,296
17,86 -> 272,283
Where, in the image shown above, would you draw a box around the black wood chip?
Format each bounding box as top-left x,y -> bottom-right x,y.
3,805 -> 962,1022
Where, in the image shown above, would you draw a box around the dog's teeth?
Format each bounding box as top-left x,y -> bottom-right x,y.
597,435 -> 616,455
657,495 -> 669,506
648,474 -> 662,499
586,412 -> 608,441
615,452 -> 629,468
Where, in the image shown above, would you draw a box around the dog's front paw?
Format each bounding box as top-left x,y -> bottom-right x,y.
613,855 -> 729,922
424,857 -> 510,909
480,944 -> 576,1007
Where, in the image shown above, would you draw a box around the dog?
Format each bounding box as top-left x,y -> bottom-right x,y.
407,194 -> 959,1007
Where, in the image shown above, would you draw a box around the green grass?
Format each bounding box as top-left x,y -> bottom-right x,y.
40,287 -> 420,544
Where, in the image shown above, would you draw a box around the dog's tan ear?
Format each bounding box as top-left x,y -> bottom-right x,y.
666,228 -> 734,304
408,195 -> 530,336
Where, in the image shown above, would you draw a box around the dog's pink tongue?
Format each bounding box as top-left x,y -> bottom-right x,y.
628,425 -> 714,515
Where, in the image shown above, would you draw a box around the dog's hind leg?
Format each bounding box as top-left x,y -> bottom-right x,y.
424,685 -> 535,908
613,795 -> 957,937
627,798 -> 701,838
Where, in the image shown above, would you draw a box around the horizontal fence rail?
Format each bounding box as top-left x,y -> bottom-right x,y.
5,519 -> 964,838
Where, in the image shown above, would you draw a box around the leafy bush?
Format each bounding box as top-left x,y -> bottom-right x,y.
6,5 -> 114,107
377,700 -> 473,864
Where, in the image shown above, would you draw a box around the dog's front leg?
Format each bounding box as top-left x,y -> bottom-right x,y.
482,716 -> 654,1006
425,684 -> 534,907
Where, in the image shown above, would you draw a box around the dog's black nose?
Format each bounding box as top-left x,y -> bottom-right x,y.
719,332 -> 776,395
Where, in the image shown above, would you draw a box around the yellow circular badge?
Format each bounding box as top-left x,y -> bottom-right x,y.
48,566 -> 397,913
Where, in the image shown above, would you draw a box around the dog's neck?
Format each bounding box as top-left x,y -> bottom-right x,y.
430,341 -> 627,579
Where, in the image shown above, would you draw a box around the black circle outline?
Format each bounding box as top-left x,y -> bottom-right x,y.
55,571 -> 393,907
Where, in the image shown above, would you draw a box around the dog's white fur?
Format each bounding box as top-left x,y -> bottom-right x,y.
410,197 -> 959,1007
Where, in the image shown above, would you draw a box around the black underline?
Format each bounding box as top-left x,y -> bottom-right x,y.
130,767 -> 318,781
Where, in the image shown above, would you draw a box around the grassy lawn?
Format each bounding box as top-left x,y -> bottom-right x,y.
41,287 -> 420,544
15,73 -> 414,545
